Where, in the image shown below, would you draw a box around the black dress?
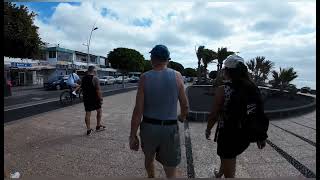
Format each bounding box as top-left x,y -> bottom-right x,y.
214,82 -> 250,159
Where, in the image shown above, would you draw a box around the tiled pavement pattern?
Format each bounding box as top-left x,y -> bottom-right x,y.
189,111 -> 316,178
4,90 -> 187,178
4,89 -> 316,178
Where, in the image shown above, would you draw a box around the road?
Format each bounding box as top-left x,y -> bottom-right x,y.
4,83 -> 138,108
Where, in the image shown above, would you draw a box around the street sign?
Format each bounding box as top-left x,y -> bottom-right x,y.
11,62 -> 32,68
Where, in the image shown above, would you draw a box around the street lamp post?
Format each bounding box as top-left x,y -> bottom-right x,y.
84,24 -> 98,67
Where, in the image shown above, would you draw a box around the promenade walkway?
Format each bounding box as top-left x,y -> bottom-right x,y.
4,90 -> 316,178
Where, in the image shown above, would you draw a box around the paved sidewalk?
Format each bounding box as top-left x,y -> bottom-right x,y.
189,111 -> 316,178
4,90 -> 316,178
4,90 -> 187,178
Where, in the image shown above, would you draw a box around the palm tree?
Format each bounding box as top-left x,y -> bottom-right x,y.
202,48 -> 217,81
216,47 -> 235,71
246,56 -> 274,85
196,46 -> 205,83
271,67 -> 298,92
211,47 -> 234,86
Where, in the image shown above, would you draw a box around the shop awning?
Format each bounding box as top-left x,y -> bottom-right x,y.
9,65 -> 56,70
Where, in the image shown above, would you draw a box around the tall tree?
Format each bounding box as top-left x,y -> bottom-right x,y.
107,47 -> 145,87
271,67 -> 298,92
196,46 -> 205,83
4,2 -> 43,59
196,65 -> 207,79
168,61 -> 185,75
107,47 -> 145,73
216,47 -> 235,71
202,48 -> 217,81
184,68 -> 197,77
143,60 -> 152,72
246,56 -> 274,85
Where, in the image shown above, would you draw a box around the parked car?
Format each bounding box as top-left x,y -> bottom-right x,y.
129,76 -> 140,83
99,76 -> 116,85
116,76 -> 130,84
44,75 -> 69,90
300,87 -> 311,93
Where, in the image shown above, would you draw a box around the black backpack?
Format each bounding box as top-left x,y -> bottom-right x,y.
224,81 -> 269,143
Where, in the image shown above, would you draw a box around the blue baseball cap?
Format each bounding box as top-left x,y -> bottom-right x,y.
149,44 -> 171,61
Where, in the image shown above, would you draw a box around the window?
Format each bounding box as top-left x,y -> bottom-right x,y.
76,54 -> 87,62
49,51 -> 56,58
90,55 -> 97,63
57,51 -> 72,62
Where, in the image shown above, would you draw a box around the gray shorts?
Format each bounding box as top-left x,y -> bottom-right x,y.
139,121 -> 181,167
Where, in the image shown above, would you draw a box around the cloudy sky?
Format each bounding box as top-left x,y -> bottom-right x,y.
14,0 -> 316,88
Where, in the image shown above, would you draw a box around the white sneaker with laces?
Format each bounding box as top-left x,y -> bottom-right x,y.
72,91 -> 77,95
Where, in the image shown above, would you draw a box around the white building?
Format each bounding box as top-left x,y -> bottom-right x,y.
5,46 -> 117,86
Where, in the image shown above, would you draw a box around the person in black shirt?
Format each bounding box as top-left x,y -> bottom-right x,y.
205,55 -> 267,178
81,66 -> 106,135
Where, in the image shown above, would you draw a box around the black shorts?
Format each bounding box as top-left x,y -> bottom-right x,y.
83,100 -> 101,112
217,129 -> 250,159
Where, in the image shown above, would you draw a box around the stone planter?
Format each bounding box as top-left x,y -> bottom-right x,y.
186,85 -> 316,121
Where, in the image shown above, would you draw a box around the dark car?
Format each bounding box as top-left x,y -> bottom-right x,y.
44,75 -> 69,90
300,87 -> 311,93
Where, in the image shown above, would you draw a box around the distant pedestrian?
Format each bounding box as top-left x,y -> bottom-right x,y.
205,55 -> 269,178
129,45 -> 189,178
81,66 -> 105,136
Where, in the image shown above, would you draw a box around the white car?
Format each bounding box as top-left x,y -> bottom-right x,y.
116,76 -> 130,84
99,76 -> 116,85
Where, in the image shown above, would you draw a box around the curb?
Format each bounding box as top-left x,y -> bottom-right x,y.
11,86 -> 43,92
4,86 -> 138,123
186,86 -> 316,121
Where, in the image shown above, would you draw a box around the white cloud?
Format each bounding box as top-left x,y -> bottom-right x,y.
31,0 -> 316,88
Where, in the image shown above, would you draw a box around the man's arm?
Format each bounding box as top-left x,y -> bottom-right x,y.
130,75 -> 145,137
176,72 -> 189,120
206,86 -> 224,131
93,76 -> 102,100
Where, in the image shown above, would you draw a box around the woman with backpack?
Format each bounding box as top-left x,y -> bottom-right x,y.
205,54 -> 269,178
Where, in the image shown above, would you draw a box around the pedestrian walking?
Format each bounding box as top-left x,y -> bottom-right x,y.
205,54 -> 269,178
129,45 -> 189,178
81,66 -> 106,136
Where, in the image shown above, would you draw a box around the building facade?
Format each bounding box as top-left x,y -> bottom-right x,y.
4,46 -> 116,87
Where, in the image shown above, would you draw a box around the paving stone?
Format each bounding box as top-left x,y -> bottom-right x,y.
269,162 -> 304,177
242,163 -> 278,178
4,90 -> 316,178
4,90 -> 186,178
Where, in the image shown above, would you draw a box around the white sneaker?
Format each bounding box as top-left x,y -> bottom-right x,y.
10,172 -> 20,178
72,91 -> 77,95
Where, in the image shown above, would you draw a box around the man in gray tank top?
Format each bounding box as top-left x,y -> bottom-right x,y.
129,45 -> 189,178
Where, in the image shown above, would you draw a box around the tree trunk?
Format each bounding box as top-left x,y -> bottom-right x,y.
204,64 -> 207,83
197,59 -> 201,84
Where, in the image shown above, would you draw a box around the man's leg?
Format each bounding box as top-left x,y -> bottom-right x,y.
144,153 -> 156,178
96,108 -> 102,127
72,84 -> 80,95
85,111 -> 91,130
163,166 -> 177,178
222,158 -> 236,178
